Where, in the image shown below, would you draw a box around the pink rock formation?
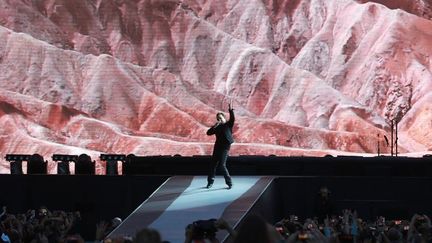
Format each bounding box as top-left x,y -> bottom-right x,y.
0,0 -> 430,173
357,0 -> 432,18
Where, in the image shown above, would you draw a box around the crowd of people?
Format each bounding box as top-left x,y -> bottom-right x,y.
1,197 -> 431,243
0,205 -> 129,243
97,211 -> 432,243
0,206 -> 85,243
273,212 -> 432,243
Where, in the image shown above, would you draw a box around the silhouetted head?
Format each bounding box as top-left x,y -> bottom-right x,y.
319,186 -> 331,198
233,214 -> 275,243
216,112 -> 226,123
133,228 -> 161,243
111,217 -> 122,228
387,227 -> 403,242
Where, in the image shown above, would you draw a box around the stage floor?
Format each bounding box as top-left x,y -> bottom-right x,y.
109,176 -> 274,242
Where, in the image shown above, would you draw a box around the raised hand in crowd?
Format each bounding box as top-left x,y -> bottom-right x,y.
215,218 -> 236,238
95,221 -> 109,242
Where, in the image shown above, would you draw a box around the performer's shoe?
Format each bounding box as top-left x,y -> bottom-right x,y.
206,183 -> 213,189
227,184 -> 232,190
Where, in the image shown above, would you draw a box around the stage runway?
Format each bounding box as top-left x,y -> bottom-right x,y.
109,176 -> 274,242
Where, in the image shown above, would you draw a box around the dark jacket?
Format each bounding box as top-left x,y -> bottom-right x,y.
207,109 -> 235,147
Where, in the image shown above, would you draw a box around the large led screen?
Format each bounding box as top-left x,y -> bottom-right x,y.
0,0 -> 430,173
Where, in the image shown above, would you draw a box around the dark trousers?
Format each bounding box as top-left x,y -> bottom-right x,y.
207,145 -> 232,186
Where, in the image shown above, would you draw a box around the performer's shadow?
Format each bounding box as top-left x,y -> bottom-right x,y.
180,187 -> 228,195
200,186 -> 229,191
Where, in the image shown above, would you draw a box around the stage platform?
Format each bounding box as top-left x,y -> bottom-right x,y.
108,176 -> 274,242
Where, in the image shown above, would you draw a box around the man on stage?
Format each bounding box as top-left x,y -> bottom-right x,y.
206,103 -> 235,189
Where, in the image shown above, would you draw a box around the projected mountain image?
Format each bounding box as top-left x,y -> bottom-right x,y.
1,0 -> 431,172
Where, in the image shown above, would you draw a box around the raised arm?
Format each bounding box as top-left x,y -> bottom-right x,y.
227,107 -> 235,128
408,214 -> 420,242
